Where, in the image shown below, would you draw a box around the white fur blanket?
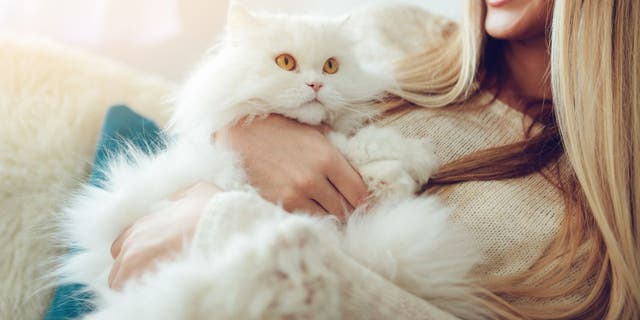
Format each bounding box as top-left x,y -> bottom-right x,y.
0,35 -> 172,319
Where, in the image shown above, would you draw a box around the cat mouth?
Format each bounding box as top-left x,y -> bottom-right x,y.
303,98 -> 324,106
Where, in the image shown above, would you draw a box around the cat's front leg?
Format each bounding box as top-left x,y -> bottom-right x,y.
328,126 -> 438,199
86,191 -> 342,320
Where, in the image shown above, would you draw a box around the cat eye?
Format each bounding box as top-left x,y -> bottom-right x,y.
323,57 -> 339,74
275,53 -> 297,71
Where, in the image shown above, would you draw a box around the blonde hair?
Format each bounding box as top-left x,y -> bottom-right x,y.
388,1 -> 640,319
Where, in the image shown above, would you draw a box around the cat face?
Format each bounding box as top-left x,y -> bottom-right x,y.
227,6 -> 388,112
171,5 -> 392,134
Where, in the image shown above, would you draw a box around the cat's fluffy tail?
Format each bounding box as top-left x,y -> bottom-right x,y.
342,196 -> 488,319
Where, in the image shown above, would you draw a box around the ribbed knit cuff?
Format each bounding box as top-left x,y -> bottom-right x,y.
190,190 -> 272,253
191,195 -> 223,253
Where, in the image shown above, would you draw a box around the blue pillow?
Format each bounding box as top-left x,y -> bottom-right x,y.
44,105 -> 165,319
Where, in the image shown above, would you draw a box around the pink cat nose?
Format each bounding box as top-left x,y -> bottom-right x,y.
307,81 -> 324,92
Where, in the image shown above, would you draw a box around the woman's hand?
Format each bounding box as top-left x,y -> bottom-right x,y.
216,115 -> 368,218
108,182 -> 220,290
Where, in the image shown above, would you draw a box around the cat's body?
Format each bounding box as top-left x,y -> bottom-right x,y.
57,5 -> 485,319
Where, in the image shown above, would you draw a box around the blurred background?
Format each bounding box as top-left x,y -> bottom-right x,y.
0,0 -> 462,81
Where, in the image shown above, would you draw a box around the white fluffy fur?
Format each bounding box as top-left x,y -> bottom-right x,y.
58,138 -> 248,300
79,191 -> 483,320
328,126 -> 438,199
87,192 -> 343,320
343,198 -> 482,318
170,5 -> 392,136
58,4 -> 486,320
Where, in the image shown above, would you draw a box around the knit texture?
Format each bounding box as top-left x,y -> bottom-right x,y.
379,92 -> 589,313
378,92 -> 566,281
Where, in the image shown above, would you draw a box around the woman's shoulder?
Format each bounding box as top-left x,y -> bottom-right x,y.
348,3 -> 456,65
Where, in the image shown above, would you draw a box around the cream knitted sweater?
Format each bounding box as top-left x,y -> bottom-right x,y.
379,93 -> 566,281
190,92 -> 570,319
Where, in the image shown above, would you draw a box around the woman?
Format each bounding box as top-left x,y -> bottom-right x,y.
108,0 -> 640,319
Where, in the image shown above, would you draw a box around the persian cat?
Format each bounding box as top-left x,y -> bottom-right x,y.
57,4 -> 483,319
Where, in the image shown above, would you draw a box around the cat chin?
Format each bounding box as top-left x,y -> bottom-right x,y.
279,101 -> 328,126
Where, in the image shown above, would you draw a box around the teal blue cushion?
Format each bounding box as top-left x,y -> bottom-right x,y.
44,105 -> 165,319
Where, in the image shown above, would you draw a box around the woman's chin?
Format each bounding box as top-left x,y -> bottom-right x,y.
484,0 -> 551,40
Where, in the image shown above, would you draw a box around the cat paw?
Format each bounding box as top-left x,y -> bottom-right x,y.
359,159 -> 417,199
257,220 -> 340,319
330,126 -> 439,197
199,216 -> 341,319
190,192 -> 342,318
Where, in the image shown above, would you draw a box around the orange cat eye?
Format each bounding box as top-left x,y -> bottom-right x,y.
275,53 -> 297,71
323,57 -> 339,74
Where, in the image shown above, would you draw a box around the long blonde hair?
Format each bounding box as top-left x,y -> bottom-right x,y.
388,1 -> 640,319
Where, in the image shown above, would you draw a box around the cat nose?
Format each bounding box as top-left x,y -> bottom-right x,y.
306,81 -> 324,92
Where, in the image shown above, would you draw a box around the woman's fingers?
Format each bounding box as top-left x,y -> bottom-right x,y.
108,256 -> 121,288
303,199 -> 330,216
110,225 -> 132,259
280,188 -> 327,215
108,229 -> 169,290
311,178 -> 353,218
109,250 -> 156,290
325,154 -> 369,209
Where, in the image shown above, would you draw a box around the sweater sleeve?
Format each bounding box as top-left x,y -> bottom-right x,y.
191,193 -> 465,320
191,195 -> 226,253
332,249 -> 463,320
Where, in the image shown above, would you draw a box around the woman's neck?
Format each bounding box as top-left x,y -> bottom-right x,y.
498,36 -> 553,118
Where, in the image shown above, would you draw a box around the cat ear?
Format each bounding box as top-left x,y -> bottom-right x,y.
227,2 -> 261,35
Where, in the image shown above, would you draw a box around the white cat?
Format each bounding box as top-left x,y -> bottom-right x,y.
57,4 -> 484,319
